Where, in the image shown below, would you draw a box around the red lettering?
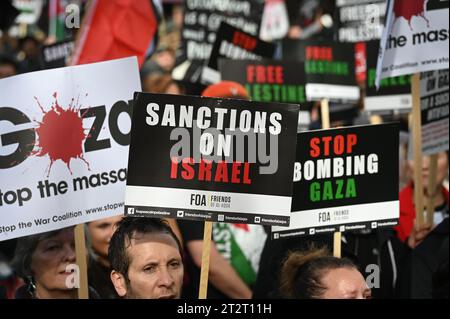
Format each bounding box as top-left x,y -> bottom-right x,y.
231,162 -> 242,183
309,134 -> 359,158
172,159 -> 251,184
256,65 -> 266,83
247,65 -> 255,83
347,134 -> 357,153
310,137 -> 321,157
334,135 -> 345,155
267,66 -> 275,83
181,158 -> 195,180
214,161 -> 229,182
243,163 -> 251,184
170,157 -> 178,179
306,46 -> 333,61
275,66 -> 283,84
198,159 -> 212,181
232,31 -> 256,51
322,136 -> 332,156
247,65 -> 284,84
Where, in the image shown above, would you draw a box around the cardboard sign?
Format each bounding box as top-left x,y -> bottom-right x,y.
219,59 -> 311,129
282,40 -> 360,102
219,59 -> 307,105
376,0 -> 449,85
335,0 -> 387,43
182,0 -> 265,62
272,123 -> 399,239
421,70 -> 449,156
365,41 -> 412,113
0,57 -> 141,241
41,39 -> 74,69
125,93 -> 300,226
202,22 -> 276,84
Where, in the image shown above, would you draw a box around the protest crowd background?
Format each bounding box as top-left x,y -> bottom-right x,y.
0,0 -> 448,300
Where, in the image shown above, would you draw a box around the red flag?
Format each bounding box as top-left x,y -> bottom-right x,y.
72,0 -> 157,67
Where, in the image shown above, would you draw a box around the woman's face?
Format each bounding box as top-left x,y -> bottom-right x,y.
320,267 -> 371,299
407,152 -> 449,194
30,228 -> 76,292
88,215 -> 123,261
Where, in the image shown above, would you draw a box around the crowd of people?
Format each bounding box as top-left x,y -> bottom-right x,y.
0,0 -> 448,299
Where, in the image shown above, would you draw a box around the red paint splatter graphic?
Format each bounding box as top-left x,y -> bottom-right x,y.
33,92 -> 90,176
394,0 -> 429,29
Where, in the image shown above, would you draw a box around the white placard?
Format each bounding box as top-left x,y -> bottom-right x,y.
0,57 -> 141,240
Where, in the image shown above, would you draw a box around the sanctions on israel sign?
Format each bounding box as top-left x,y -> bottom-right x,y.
125,93 -> 300,226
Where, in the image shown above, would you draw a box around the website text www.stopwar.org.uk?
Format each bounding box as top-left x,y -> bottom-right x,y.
0,202 -> 124,235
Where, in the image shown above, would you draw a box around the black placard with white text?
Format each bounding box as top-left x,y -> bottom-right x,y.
272,123 -> 399,239
335,0 -> 387,43
421,70 -> 449,156
219,59 -> 307,106
207,22 -> 276,71
219,59 -> 311,128
41,39 -> 74,69
365,41 -> 412,113
281,40 -> 359,102
125,93 -> 300,226
182,0 -> 264,62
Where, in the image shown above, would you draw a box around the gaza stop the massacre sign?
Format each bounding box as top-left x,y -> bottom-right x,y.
125,93 -> 299,226
0,57 -> 141,240
272,123 -> 399,239
376,0 -> 449,85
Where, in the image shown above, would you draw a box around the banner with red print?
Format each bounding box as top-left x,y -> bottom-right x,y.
0,57 -> 141,240
376,0 -> 449,86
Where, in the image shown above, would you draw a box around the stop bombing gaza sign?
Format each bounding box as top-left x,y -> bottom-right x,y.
125,93 -> 300,226
0,57 -> 141,240
272,123 -> 399,239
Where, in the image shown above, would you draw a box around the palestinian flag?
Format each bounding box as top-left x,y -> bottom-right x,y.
213,223 -> 267,286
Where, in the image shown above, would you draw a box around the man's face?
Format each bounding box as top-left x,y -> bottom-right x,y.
120,232 -> 183,299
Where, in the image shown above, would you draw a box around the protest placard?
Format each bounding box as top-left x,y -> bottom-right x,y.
202,22 -> 276,84
272,123 -> 399,239
282,40 -> 360,102
376,0 -> 449,84
41,39 -> 74,69
125,93 -> 300,226
335,0 -> 387,43
420,70 -> 449,156
182,0 -> 265,62
365,41 -> 412,113
219,59 -> 311,130
0,57 -> 140,240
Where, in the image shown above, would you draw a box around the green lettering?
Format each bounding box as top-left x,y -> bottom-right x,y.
253,84 -> 261,101
262,84 -> 272,102
335,179 -> 344,199
346,178 -> 357,198
310,182 -> 321,202
322,181 -> 333,200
